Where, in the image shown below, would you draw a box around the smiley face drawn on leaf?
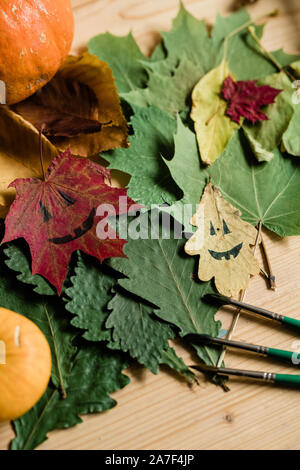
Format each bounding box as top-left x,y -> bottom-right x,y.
184,182 -> 260,297
1,149 -> 137,294
38,189 -> 96,245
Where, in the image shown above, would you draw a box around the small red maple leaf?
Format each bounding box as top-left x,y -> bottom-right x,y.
2,149 -> 138,294
221,76 -> 282,125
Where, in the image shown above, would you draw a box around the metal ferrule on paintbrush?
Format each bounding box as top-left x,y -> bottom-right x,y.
184,333 -> 297,364
190,363 -> 300,387
190,363 -> 276,383
204,293 -> 300,331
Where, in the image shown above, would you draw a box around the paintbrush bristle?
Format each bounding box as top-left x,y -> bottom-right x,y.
203,293 -> 232,305
190,364 -> 219,373
184,333 -> 213,345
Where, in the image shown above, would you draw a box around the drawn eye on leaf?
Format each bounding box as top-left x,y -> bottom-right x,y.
185,182 -> 260,297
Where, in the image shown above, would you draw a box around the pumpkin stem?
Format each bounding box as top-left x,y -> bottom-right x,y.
39,127 -> 46,181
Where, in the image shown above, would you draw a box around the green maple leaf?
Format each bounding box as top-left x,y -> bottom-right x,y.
0,250 -> 77,397
157,3 -> 214,73
164,117 -> 300,236
64,252 -> 115,342
106,289 -> 175,374
243,72 -> 295,162
11,342 -> 130,450
89,5 -> 299,119
103,105 -> 182,208
88,32 -> 149,94
122,55 -> 201,117
109,212 -> 221,366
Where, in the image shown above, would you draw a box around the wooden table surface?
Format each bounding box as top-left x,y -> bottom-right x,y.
1,0 -> 300,450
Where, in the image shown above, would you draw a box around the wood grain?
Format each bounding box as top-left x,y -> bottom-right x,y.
1,0 -> 300,450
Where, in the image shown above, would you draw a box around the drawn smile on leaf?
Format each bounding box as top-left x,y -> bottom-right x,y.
184,182 -> 260,297
49,208 -> 96,245
208,219 -> 243,260
39,189 -> 96,245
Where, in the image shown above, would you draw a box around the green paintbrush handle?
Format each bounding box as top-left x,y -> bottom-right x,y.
274,373 -> 300,386
267,347 -> 296,364
282,315 -> 300,330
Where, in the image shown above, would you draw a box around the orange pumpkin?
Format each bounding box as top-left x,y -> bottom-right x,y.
0,0 -> 74,105
0,307 -> 51,422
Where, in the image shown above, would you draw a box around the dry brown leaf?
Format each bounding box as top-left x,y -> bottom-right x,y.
12,79 -> 102,138
184,182 -> 259,297
12,52 -> 128,157
0,205 -> 7,219
0,106 -> 58,217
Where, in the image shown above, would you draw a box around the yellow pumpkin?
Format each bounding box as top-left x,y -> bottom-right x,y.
0,0 -> 74,105
0,307 -> 51,422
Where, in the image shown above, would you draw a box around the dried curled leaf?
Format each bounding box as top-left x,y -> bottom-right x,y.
0,106 -> 58,217
0,205 -> 7,219
13,52 -> 128,157
13,80 -> 102,138
185,182 -> 260,297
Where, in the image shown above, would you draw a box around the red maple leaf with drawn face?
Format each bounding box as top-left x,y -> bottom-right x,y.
221,76 -> 282,125
1,149 -> 139,294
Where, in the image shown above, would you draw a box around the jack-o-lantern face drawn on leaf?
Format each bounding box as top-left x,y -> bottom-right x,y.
185,182 -> 260,297
1,149 -> 138,294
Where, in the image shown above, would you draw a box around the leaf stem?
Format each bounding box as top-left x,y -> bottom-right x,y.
216,220 -> 262,368
21,389 -> 58,450
39,128 -> 46,181
247,26 -> 296,82
223,9 -> 279,61
43,304 -> 67,399
260,232 -> 276,290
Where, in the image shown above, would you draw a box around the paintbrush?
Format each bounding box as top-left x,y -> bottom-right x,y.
203,293 -> 300,331
184,333 -> 298,365
190,363 -> 300,387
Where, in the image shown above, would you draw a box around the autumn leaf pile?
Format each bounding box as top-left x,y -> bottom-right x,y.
1,5 -> 300,449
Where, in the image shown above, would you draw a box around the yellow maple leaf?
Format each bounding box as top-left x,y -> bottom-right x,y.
185,182 -> 259,297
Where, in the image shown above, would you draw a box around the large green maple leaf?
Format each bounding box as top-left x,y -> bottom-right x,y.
88,32 -> 149,94
89,5 -> 299,118
103,105 -> 181,208
164,117 -> 300,236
